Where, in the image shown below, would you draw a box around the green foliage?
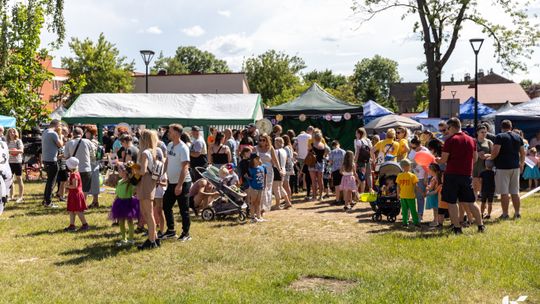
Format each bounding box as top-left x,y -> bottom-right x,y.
351,55 -> 400,109
519,79 -> 534,91
0,3 -> 52,130
414,82 -> 429,112
152,46 -> 230,74
303,69 -> 347,89
243,50 -> 306,104
59,33 -> 135,106
326,82 -> 359,104
267,83 -> 310,107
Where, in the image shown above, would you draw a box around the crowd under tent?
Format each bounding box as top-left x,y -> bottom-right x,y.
0,115 -> 16,128
494,97 -> 540,140
265,83 -> 363,150
62,93 -> 263,135
362,100 -> 394,124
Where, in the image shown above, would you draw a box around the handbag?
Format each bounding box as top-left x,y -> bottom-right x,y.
304,151 -> 317,167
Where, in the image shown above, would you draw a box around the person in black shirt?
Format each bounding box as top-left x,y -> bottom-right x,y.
479,160 -> 495,219
238,147 -> 252,190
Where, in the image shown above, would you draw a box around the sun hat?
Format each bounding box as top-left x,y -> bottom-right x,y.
66,157 -> 79,170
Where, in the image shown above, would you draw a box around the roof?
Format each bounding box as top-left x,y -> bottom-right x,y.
266,83 -> 362,115
132,73 -> 250,94
441,83 -> 530,105
62,93 -> 263,126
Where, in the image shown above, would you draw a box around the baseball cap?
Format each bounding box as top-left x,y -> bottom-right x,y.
191,126 -> 201,132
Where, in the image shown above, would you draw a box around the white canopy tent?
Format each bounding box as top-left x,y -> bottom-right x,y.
62,93 -> 263,128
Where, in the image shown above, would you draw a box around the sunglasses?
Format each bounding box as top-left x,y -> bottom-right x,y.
260,139 -> 267,142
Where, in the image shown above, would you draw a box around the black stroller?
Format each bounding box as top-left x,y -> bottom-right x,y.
196,166 -> 248,222
370,162 -> 402,223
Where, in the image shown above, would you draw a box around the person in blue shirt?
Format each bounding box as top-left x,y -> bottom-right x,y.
245,154 -> 267,223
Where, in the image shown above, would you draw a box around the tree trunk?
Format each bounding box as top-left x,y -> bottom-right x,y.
427,63 -> 441,118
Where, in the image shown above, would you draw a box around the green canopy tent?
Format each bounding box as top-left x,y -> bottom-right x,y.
62,93 -> 263,139
265,83 -> 363,150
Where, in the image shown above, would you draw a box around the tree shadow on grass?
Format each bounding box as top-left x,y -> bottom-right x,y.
316,206 -> 371,214
22,225 -> 108,237
297,205 -> 329,211
55,241 -> 133,266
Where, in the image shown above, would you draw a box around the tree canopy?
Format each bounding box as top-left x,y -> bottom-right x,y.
58,33 -> 134,106
303,69 -> 347,90
353,0 -> 540,117
243,50 -> 306,105
152,46 -> 230,74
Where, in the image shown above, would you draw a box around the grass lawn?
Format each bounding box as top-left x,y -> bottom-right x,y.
0,182 -> 539,303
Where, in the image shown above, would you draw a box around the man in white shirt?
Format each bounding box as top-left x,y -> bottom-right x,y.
161,124 -> 193,242
64,127 -> 94,197
294,126 -> 314,168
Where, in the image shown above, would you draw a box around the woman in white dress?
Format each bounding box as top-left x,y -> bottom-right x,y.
256,134 -> 281,213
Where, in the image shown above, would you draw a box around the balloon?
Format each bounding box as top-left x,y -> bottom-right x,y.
414,150 -> 435,167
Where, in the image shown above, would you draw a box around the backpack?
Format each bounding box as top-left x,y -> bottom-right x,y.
357,139 -> 371,163
144,149 -> 165,181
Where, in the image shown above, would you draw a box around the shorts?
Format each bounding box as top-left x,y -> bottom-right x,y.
297,159 -> 305,170
9,163 -> 22,176
437,208 -> 449,218
273,167 -> 282,181
309,161 -> 325,173
356,167 -> 366,181
495,168 -> 520,195
332,170 -> 343,186
246,187 -> 263,203
57,169 -> 69,182
79,172 -> 92,193
441,174 -> 475,204
481,192 -> 494,203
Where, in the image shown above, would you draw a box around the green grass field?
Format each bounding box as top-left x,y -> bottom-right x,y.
0,182 -> 539,303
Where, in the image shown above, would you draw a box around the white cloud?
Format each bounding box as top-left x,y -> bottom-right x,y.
218,10 -> 231,17
182,25 -> 205,37
201,33 -> 253,56
141,26 -> 162,34
130,18 -> 139,23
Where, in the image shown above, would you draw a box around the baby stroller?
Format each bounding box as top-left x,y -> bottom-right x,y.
23,141 -> 43,182
370,161 -> 402,223
196,166 -> 248,222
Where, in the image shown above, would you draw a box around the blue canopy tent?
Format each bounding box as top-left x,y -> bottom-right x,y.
459,97 -> 495,120
0,115 -> 16,128
412,110 -> 428,120
363,100 -> 393,123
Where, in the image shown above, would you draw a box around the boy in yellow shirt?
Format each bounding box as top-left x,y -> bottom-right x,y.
396,158 -> 420,227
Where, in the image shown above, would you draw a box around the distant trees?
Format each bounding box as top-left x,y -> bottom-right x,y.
152,46 -> 230,74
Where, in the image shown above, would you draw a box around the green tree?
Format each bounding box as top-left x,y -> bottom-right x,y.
151,46 -> 230,74
326,82 -> 359,104
303,69 -> 347,89
59,33 -> 135,106
414,82 -> 429,112
353,1 -> 540,117
519,79 -> 533,91
351,55 -> 400,109
243,50 -> 306,103
0,0 -> 65,129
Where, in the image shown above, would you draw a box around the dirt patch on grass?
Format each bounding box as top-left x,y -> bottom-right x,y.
290,276 -> 356,294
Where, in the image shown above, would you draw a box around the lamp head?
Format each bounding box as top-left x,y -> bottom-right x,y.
469,38 -> 484,54
139,50 -> 155,65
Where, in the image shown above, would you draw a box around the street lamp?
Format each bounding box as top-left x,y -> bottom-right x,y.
451,90 -> 457,118
140,50 -> 155,93
469,38 -> 484,132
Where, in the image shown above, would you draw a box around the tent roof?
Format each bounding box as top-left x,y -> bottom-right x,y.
364,114 -> 422,133
0,115 -> 16,128
412,110 -> 428,119
494,97 -> 540,118
62,93 -> 263,126
459,97 -> 496,120
266,83 -> 362,115
50,106 -> 67,121
483,100 -> 513,120
363,100 -> 394,117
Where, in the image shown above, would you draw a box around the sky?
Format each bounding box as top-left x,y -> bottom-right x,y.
41,0 -> 540,83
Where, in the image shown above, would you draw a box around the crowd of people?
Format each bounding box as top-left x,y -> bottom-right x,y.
14,115 -> 536,249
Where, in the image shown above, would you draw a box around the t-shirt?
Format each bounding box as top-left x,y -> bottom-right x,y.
191,137 -> 207,155
225,138 -> 238,161
397,138 -> 409,160
7,139 -> 23,163
329,148 -> 346,172
479,170 -> 495,195
64,138 -> 93,173
41,129 -> 60,162
115,179 -> 135,199
247,166 -> 267,190
296,133 -> 312,160
494,131 -> 524,169
275,148 -> 287,171
396,171 -> 418,199
408,146 -> 429,179
442,132 -> 476,176
167,141 -> 192,184
374,138 -> 399,162
121,146 -> 139,163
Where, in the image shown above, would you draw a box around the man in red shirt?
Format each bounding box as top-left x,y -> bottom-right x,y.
436,118 -> 485,234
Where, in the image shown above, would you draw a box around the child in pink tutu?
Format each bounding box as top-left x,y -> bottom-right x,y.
340,151 -> 358,212
64,157 -> 89,232
110,164 -> 140,246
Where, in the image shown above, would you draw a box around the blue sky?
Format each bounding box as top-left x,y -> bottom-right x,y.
42,0 -> 540,83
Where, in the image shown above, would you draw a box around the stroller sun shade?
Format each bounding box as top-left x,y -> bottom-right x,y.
378,161 -> 402,177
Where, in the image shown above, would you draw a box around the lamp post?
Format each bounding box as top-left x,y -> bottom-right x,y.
140,50 -> 155,93
451,90 -> 457,118
469,38 -> 484,132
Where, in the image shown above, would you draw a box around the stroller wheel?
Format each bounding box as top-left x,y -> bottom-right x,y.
375,214 -> 383,222
371,214 -> 377,222
238,211 -> 247,222
387,216 -> 397,223
201,208 -> 215,221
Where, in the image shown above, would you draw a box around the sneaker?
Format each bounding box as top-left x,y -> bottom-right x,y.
461,221 -> 470,228
58,197 -> 66,202
155,238 -> 161,247
477,225 -> 486,233
134,227 -> 147,234
78,224 -> 90,232
63,225 -> 76,232
346,206 -> 354,214
116,240 -> 128,247
137,239 -> 158,250
514,214 -> 521,220
323,194 -> 330,199
159,230 -> 177,239
258,218 -> 268,222
402,224 -> 409,229
112,221 -> 119,227
157,231 -> 164,239
43,202 -> 59,208
15,197 -> 23,203
429,222 -> 439,227
452,227 -> 463,235
250,218 -> 258,223
498,214 -> 510,220
482,214 -> 491,220
126,240 -> 135,246
178,233 -> 192,242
